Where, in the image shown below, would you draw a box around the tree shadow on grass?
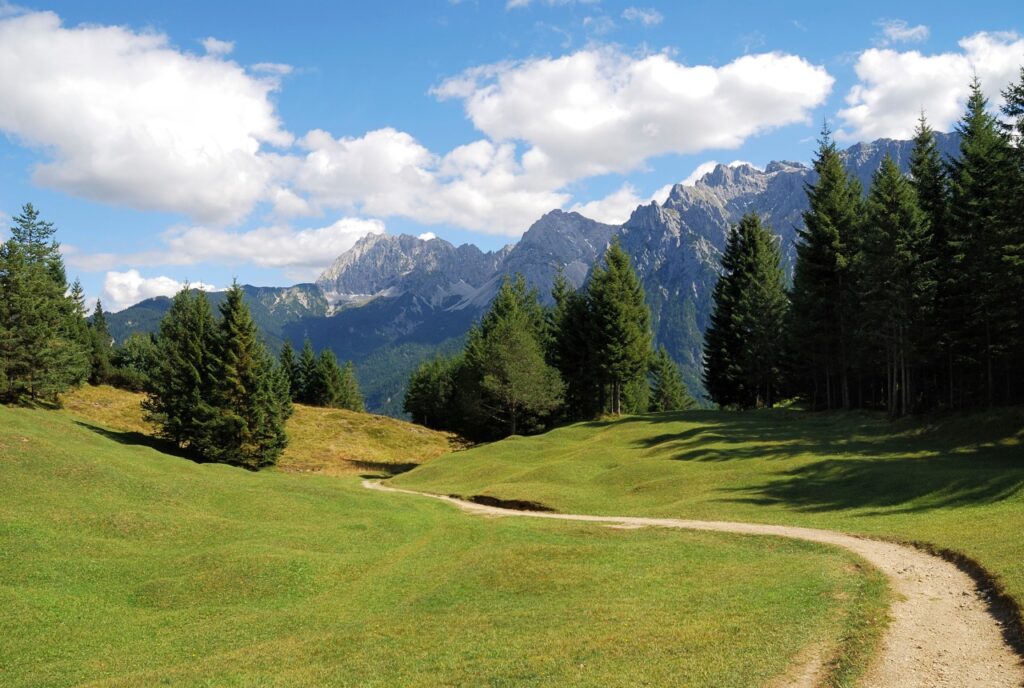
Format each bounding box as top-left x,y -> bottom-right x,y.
74,421 -> 198,463
352,460 -> 420,479
724,451 -> 1024,515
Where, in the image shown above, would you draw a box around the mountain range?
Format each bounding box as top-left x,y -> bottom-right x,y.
108,132 -> 961,416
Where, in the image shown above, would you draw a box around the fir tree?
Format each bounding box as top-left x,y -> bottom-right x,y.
297,338 -> 318,405
946,78 -> 1015,407
588,238 -> 652,414
88,299 -> 114,385
790,125 -> 864,409
311,349 -> 345,407
278,341 -> 298,400
337,361 -> 365,412
549,272 -> 600,420
649,346 -> 695,412
861,155 -> 934,416
199,282 -> 288,469
704,213 -> 788,408
144,288 -> 217,449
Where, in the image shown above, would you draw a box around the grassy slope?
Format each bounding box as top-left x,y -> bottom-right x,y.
0,402 -> 887,687
393,408 -> 1024,618
62,385 -> 458,476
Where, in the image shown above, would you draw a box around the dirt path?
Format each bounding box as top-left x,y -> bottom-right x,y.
364,480 -> 1024,687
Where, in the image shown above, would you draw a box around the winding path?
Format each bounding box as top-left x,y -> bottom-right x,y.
364,480 -> 1024,687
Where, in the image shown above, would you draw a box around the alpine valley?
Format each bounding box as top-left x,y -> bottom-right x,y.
106,133 -> 960,416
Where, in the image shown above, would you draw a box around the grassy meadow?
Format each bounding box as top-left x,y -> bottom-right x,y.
0,391 -> 888,687
393,408 -> 1024,622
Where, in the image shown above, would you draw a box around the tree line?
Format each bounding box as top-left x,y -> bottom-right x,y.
704,72 -> 1024,415
404,239 -> 695,441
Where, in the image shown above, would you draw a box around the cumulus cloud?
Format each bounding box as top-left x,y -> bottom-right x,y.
621,7 -> 662,26
201,36 -> 234,55
67,218 -> 384,276
103,270 -> 216,311
0,10 -> 292,225
433,48 -> 833,184
875,19 -> 929,46
838,31 -> 1024,140
418,232 -> 437,241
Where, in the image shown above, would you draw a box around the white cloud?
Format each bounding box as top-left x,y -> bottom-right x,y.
251,62 -> 293,76
201,36 -> 234,55
682,161 -> 721,186
433,47 -> 833,184
875,19 -> 929,46
0,11 -> 292,225
507,0 -> 598,8
67,218 -> 384,275
838,31 -> 1024,140
621,7 -> 662,26
569,181 -> 681,223
418,232 -> 437,241
103,270 -> 217,311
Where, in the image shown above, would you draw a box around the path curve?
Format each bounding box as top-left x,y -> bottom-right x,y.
364,480 -> 1023,687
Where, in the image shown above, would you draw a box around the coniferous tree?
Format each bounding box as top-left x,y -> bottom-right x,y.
790,126 -> 864,409
337,361 -> 365,412
110,332 -> 156,391
549,272 -> 600,420
404,356 -> 456,428
88,299 -> 114,385
704,213 -> 788,408
278,341 -> 298,400
198,282 -> 288,469
144,288 -> 218,448
1000,68 -> 1024,400
861,155 -> 934,416
649,346 -> 695,412
311,349 -> 345,407
0,204 -> 88,402
946,78 -> 1015,407
297,338 -> 318,404
588,238 -> 652,415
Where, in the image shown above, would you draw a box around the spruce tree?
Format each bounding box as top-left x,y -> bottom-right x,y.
0,204 -> 88,402
588,238 -> 652,414
549,272 -> 600,420
650,346 -> 695,412
144,288 -> 218,449
297,338 -> 318,404
946,78 -> 1015,407
311,349 -> 345,407
404,356 -> 456,429
199,282 -> 288,469
1000,68 -> 1024,401
337,361 -> 365,412
909,114 -> 952,406
89,299 -> 114,385
704,213 -> 788,408
278,341 -> 298,400
861,155 -> 933,416
790,126 -> 864,409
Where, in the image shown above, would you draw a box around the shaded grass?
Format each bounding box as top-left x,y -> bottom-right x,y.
392,407 -> 1024,638
61,385 -> 460,476
0,403 -> 886,687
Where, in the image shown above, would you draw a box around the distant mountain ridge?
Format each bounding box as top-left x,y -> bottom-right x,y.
107,132 -> 960,415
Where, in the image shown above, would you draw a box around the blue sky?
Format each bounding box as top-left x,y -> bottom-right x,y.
0,1 -> 1021,310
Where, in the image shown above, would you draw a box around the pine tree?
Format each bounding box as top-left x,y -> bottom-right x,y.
703,213 -> 788,408
144,288 -> 218,449
946,78 -> 1015,407
297,338 -> 318,405
278,341 -> 298,400
790,126 -> 864,409
588,238 -> 652,414
861,155 -> 934,416
0,204 -> 88,402
311,349 -> 345,407
199,282 -> 288,469
337,361 -> 365,412
909,114 -> 952,407
649,346 -> 695,412
89,299 -> 114,385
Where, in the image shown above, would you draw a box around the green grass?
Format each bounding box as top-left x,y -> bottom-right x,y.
392,407 -> 1024,622
0,403 -> 887,686
62,385 -> 459,476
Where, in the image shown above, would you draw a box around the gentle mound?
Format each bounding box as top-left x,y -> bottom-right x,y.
392,408 -> 1024,637
0,403 -> 886,686
62,385 -> 458,475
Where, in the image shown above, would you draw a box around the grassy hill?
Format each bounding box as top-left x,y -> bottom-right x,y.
0,394 -> 888,686
62,385 -> 458,476
392,408 -> 1024,630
